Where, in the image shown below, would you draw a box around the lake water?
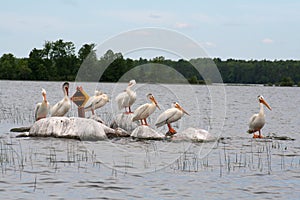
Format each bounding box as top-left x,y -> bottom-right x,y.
0,80 -> 299,199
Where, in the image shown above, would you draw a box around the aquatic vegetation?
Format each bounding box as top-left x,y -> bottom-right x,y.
170,139 -> 300,176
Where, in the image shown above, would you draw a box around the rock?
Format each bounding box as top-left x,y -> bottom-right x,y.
88,114 -> 106,124
29,117 -> 107,141
87,114 -> 130,138
265,133 -> 295,140
10,126 -> 31,132
16,132 -> 30,137
106,127 -> 130,138
131,125 -> 165,140
110,113 -> 139,133
173,127 -> 215,142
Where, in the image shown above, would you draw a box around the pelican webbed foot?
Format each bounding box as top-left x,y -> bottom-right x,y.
166,124 -> 177,136
253,134 -> 264,138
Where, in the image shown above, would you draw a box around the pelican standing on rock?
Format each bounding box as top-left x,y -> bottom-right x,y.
155,102 -> 189,135
132,93 -> 160,125
50,82 -> 71,117
248,95 -> 272,138
115,80 -> 136,114
34,88 -> 50,121
84,90 -> 109,115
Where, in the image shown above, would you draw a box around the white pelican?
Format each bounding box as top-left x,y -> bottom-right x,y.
248,95 -> 272,138
115,80 -> 136,114
50,82 -> 71,117
34,88 -> 50,121
84,90 -> 109,115
155,102 -> 189,135
131,93 -> 160,125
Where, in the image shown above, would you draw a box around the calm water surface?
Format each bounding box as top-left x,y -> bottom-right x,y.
0,80 -> 299,199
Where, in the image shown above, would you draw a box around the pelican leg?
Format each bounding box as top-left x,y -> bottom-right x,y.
166,123 -> 177,136
143,118 -> 149,126
124,107 -> 129,114
91,108 -> 95,115
125,106 -> 133,114
128,106 -> 133,114
258,130 -> 263,138
140,119 -> 144,125
253,130 -> 263,138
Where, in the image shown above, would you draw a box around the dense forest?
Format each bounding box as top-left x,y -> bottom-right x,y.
1,39 -> 299,86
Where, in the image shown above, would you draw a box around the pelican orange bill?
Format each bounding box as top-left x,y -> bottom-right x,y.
175,103 -> 190,115
150,96 -> 160,110
260,98 -> 272,110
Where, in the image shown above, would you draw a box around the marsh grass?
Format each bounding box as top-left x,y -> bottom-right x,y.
0,138 -> 105,179
170,139 -> 300,176
0,103 -> 35,125
0,134 -> 299,194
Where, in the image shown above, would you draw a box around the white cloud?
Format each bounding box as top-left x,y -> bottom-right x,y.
204,42 -> 216,47
262,38 -> 274,44
149,13 -> 162,19
174,22 -> 191,29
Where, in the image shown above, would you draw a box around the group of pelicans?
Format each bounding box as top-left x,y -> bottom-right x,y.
34,82 -> 109,120
34,80 -> 272,138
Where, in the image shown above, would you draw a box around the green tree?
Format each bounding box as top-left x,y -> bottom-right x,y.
280,76 -> 294,86
78,43 -> 97,63
0,53 -> 17,79
16,59 -> 31,79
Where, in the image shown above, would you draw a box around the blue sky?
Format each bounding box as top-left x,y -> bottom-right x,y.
1,0 -> 300,60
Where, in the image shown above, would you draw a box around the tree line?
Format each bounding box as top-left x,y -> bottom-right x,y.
1,39 -> 300,86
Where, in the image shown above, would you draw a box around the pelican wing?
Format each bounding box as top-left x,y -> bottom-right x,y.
249,114 -> 258,125
115,92 -> 130,110
84,96 -> 96,110
50,99 -> 70,117
34,103 -> 41,120
155,108 -> 178,127
248,113 -> 265,133
248,113 -> 258,133
128,90 -> 136,106
132,103 -> 150,121
95,96 -> 106,107
50,100 -> 61,114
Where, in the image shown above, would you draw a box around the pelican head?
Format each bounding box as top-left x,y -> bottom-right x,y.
41,88 -> 47,101
128,80 -> 136,87
147,93 -> 160,110
258,95 -> 272,110
173,102 -> 190,115
102,93 -> 110,102
42,88 -> 46,95
63,82 -> 69,96
94,90 -> 103,96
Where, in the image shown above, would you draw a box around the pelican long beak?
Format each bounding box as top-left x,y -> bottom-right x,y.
151,96 -> 160,110
128,82 -> 134,87
65,86 -> 69,96
176,104 -> 190,115
182,108 -> 190,116
42,93 -> 47,101
261,99 -> 272,110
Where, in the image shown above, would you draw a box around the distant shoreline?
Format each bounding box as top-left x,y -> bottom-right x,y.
1,39 -> 300,86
